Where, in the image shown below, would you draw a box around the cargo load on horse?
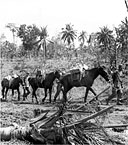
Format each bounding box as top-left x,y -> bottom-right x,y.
1,71 -> 24,101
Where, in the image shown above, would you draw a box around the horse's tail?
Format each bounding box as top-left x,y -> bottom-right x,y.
1,78 -> 9,88
1,79 -> 4,87
28,77 -> 31,82
28,77 -> 33,86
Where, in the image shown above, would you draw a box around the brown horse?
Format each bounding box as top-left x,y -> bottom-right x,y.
27,70 -> 60,103
1,76 -> 24,101
54,66 -> 110,102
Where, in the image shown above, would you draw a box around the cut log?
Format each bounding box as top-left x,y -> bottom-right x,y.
89,86 -> 110,103
63,105 -> 115,129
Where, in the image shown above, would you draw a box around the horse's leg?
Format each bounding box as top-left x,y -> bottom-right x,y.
63,91 -> 67,102
54,83 -> 62,102
62,86 -> 70,102
23,88 -> 26,101
31,89 -> 35,103
89,87 -> 97,99
23,87 -> 30,101
32,89 -> 38,104
84,87 -> 89,102
12,89 -> 14,100
17,88 -> 20,101
35,91 -> 39,104
42,88 -> 47,103
49,87 -> 52,103
2,87 -> 5,99
4,87 -> 9,101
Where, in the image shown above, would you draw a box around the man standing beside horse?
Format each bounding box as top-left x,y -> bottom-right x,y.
106,65 -> 123,105
22,72 -> 30,101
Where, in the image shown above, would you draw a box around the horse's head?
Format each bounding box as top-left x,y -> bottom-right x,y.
54,70 -> 61,79
17,76 -> 25,87
98,66 -> 110,82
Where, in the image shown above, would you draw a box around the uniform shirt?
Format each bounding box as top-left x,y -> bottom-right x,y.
24,76 -> 30,87
112,71 -> 122,89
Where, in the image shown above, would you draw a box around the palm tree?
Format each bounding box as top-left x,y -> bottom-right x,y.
38,26 -> 54,73
61,24 -> 77,45
61,24 -> 77,58
118,17 -> 128,62
125,0 -> 128,12
96,26 -> 114,63
78,31 -> 87,48
6,23 -> 18,44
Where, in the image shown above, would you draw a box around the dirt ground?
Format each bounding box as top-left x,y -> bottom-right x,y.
0,59 -> 128,144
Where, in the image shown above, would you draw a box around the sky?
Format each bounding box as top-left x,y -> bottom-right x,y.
0,0 -> 127,43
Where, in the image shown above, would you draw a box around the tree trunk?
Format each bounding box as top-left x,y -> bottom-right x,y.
0,103 -> 122,144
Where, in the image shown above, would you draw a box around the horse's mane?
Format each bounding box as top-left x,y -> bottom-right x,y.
85,67 -> 99,72
46,71 -> 54,76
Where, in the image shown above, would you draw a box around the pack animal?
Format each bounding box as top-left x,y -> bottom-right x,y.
1,76 -> 24,101
54,66 -> 110,102
28,70 -> 60,103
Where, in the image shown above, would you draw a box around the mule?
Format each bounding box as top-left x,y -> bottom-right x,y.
28,70 -> 60,103
1,76 -> 24,101
54,66 -> 110,102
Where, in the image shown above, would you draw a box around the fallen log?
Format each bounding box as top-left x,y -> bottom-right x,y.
0,104 -> 118,144
72,86 -> 111,112
89,86 -> 110,103
84,124 -> 128,130
62,105 -> 115,130
103,124 -> 128,128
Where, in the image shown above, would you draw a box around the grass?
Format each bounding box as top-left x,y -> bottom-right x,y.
0,57 -> 128,144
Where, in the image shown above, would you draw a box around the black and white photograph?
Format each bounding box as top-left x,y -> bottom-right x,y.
0,0 -> 128,144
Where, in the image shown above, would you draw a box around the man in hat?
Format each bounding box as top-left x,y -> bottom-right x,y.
23,72 -> 30,100
106,67 -> 123,105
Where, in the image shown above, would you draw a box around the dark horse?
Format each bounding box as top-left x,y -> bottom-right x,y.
54,66 -> 110,102
1,76 -> 24,101
28,70 -> 60,103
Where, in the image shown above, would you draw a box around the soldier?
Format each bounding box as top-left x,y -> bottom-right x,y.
23,72 -> 30,100
106,67 -> 123,105
36,66 -> 42,80
118,64 -> 123,77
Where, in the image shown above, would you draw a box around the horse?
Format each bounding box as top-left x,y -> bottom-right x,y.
54,66 -> 110,102
1,76 -> 25,101
27,70 -> 60,103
